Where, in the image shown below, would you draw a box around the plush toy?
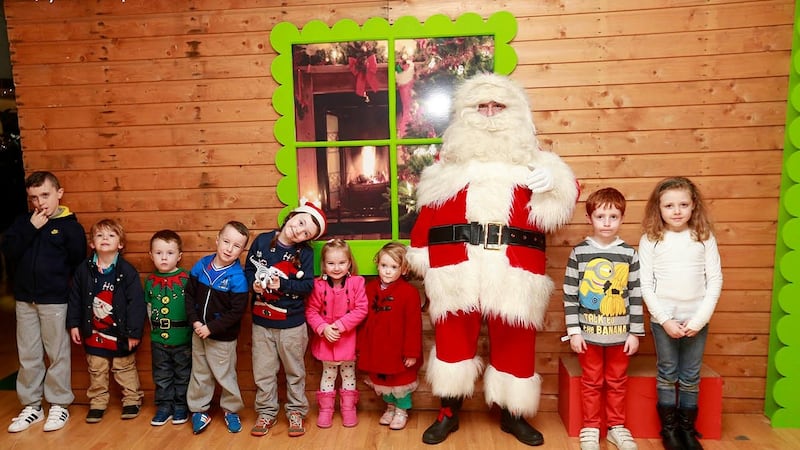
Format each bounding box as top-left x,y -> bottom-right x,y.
407,73 -> 579,446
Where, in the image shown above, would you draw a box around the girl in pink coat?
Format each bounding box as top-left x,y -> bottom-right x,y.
305,239 -> 368,428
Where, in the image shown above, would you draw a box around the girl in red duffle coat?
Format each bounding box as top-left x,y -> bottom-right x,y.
357,242 -> 423,431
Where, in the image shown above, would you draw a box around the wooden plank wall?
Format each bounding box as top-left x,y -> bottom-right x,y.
3,0 -> 792,415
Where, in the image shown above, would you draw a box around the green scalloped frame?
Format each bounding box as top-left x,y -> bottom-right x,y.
269,12 -> 517,274
765,4 -> 800,428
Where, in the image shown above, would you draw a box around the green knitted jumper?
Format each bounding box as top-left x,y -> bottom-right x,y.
144,268 -> 191,346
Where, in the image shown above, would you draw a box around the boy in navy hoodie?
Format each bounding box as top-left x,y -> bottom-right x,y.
2,171 -> 86,433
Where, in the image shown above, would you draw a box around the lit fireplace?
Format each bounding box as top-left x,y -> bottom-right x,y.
343,145 -> 389,217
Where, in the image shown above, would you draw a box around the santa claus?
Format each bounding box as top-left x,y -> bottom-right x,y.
407,73 -> 578,446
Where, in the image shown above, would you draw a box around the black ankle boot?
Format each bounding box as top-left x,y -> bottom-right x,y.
678,407 -> 704,450
656,404 -> 684,450
422,397 -> 462,445
499,408 -> 544,446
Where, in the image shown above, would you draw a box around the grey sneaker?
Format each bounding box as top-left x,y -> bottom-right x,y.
607,425 -> 638,450
8,406 -> 44,432
43,405 -> 69,432
579,427 -> 600,450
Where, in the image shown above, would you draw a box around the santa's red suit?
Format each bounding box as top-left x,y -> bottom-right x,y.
407,73 -> 578,446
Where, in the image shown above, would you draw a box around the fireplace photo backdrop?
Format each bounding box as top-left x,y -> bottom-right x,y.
270,12 -> 517,273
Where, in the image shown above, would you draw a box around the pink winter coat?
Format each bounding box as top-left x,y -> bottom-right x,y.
305,275 -> 369,362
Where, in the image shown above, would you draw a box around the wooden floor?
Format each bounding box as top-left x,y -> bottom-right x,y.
1,396 -> 799,450
2,290 -> 800,449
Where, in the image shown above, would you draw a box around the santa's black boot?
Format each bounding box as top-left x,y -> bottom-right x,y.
422,397 -> 462,445
500,408 -> 544,446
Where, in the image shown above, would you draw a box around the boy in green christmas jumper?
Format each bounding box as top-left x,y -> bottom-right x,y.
144,230 -> 191,426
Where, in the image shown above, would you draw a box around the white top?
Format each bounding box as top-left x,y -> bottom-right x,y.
638,230 -> 723,331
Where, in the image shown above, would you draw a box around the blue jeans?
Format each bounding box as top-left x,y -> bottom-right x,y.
650,322 -> 708,408
151,342 -> 192,412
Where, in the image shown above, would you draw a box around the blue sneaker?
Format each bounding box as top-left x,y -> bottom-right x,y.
224,411 -> 242,433
192,412 -> 211,434
150,408 -> 172,426
172,408 -> 189,425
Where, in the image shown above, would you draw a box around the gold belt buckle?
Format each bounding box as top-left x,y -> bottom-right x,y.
159,318 -> 171,329
484,223 -> 504,250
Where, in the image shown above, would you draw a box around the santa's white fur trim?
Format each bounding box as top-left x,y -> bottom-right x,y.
423,260 -> 480,323
416,161 -> 528,211
483,366 -> 542,417
472,250 -> 553,328
424,247 -> 552,328
405,245 -> 430,278
425,346 -> 484,398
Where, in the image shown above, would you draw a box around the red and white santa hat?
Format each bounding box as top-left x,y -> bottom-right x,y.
94,290 -> 113,305
291,202 -> 327,240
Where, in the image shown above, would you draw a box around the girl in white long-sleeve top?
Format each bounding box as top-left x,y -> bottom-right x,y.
639,177 -> 723,450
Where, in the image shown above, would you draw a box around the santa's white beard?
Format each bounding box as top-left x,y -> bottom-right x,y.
440,111 -> 538,166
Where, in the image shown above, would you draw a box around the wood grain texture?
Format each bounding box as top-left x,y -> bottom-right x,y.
3,0 -> 791,414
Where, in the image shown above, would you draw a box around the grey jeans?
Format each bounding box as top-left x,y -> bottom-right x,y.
251,323 -> 309,419
15,301 -> 74,407
187,335 -> 243,413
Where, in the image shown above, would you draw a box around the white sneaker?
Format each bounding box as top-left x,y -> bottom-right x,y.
579,427 -> 600,450
8,406 -> 44,433
43,405 -> 69,432
607,425 -> 638,450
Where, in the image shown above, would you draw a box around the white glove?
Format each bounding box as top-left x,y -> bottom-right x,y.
525,165 -> 554,193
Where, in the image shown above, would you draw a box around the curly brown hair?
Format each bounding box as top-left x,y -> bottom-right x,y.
642,177 -> 713,242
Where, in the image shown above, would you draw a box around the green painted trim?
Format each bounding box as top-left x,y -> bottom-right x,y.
269,12 -> 517,274
765,0 -> 800,428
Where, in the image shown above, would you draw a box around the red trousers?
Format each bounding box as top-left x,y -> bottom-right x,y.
578,343 -> 629,428
434,310 -> 537,379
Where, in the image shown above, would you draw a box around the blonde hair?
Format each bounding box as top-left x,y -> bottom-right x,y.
642,177 -> 713,242
91,218 -> 126,249
373,241 -> 409,275
320,238 -> 358,275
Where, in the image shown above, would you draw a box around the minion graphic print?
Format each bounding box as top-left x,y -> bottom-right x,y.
564,238 -> 645,346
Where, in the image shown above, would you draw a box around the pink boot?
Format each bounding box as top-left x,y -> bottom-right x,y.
339,389 -> 359,427
316,390 -> 336,428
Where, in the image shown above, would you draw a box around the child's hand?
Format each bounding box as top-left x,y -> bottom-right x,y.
266,276 -> 280,292
682,322 -> 700,338
322,324 -> 340,342
663,319 -> 686,338
623,334 -> 640,356
30,208 -> 49,229
70,327 -> 81,345
128,337 -> 140,349
252,280 -> 265,294
193,322 -> 210,339
569,334 -> 587,354
403,357 -> 417,368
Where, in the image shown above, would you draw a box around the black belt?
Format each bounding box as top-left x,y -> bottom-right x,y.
151,318 -> 189,330
428,222 -> 545,251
